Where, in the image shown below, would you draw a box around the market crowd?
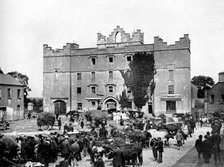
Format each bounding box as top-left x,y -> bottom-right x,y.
0,112 -> 223,167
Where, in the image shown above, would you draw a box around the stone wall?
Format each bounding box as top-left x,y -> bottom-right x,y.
43,26 -> 191,115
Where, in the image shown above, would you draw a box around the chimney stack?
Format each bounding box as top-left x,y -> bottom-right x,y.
218,72 -> 224,82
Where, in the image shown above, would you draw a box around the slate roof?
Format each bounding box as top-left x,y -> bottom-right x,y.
0,74 -> 24,86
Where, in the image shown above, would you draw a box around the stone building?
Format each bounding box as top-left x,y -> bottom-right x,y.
43,26 -> 191,116
0,73 -> 24,120
205,72 -> 224,113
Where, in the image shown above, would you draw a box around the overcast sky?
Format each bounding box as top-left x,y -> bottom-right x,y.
0,0 -> 224,97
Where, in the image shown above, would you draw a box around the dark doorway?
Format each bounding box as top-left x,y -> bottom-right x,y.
54,100 -> 66,115
105,99 -> 117,110
148,104 -> 153,114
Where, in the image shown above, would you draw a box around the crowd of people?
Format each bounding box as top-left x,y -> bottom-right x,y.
0,112 -> 223,167
195,119 -> 222,165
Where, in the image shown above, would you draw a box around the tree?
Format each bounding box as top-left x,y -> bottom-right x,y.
118,90 -> 130,110
191,75 -> 215,98
120,52 -> 155,111
7,71 -> 31,108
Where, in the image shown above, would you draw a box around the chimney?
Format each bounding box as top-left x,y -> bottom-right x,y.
218,72 -> 224,82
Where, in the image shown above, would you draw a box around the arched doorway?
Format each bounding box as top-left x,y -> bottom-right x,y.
54,100 -> 66,115
103,97 -> 118,111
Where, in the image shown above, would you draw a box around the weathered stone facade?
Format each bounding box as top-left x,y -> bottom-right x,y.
43,26 -> 191,116
205,72 -> 224,113
0,74 -> 24,120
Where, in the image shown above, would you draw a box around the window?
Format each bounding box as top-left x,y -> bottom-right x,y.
92,101 -> 96,106
211,95 -> 214,103
91,58 -> 96,65
17,89 -> 21,99
0,88 -> 1,99
17,105 -> 20,111
127,101 -> 132,109
166,101 -> 176,112
77,87 -> 82,94
77,73 -> 82,80
17,105 -> 20,117
109,57 -> 114,63
109,86 -> 113,92
109,71 -> 113,79
7,88 -> 11,99
54,69 -> 59,79
91,72 -> 95,80
169,70 -> 174,80
168,85 -> 174,94
127,87 -> 131,93
91,86 -> 96,94
222,95 -> 224,103
115,32 -> 122,43
77,103 -> 82,110
127,56 -> 132,62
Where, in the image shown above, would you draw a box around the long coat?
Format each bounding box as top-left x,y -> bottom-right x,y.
201,139 -> 212,159
195,138 -> 203,152
61,139 -> 71,155
155,140 -> 163,152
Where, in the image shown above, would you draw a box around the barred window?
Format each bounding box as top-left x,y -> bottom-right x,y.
91,72 -> 95,80
77,73 -> 82,80
7,88 -> 11,99
211,95 -> 214,103
109,86 -> 113,92
91,58 -> 96,65
168,85 -> 174,94
17,89 -> 21,99
77,103 -> 82,110
127,56 -> 132,61
109,71 -> 113,79
109,57 -> 114,63
91,87 -> 96,94
166,101 -> 176,111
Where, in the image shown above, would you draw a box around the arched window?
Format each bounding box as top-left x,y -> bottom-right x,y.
115,32 -> 122,43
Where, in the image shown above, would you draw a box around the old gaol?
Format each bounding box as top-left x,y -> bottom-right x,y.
43,26 -> 192,116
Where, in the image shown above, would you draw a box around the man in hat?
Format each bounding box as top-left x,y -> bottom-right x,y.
176,130 -> 183,150
195,135 -> 203,158
155,137 -> 163,163
150,138 -> 158,161
61,136 -> 71,161
201,135 -> 212,163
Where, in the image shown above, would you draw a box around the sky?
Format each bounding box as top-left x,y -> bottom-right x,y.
0,0 -> 224,97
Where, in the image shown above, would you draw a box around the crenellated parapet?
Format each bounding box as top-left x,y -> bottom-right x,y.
43,43 -> 79,56
154,34 -> 190,51
97,26 -> 144,48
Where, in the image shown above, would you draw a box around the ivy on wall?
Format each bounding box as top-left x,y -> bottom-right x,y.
120,52 -> 156,111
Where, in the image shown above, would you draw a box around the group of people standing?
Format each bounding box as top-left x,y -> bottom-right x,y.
195,131 -> 222,164
150,137 -> 164,163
